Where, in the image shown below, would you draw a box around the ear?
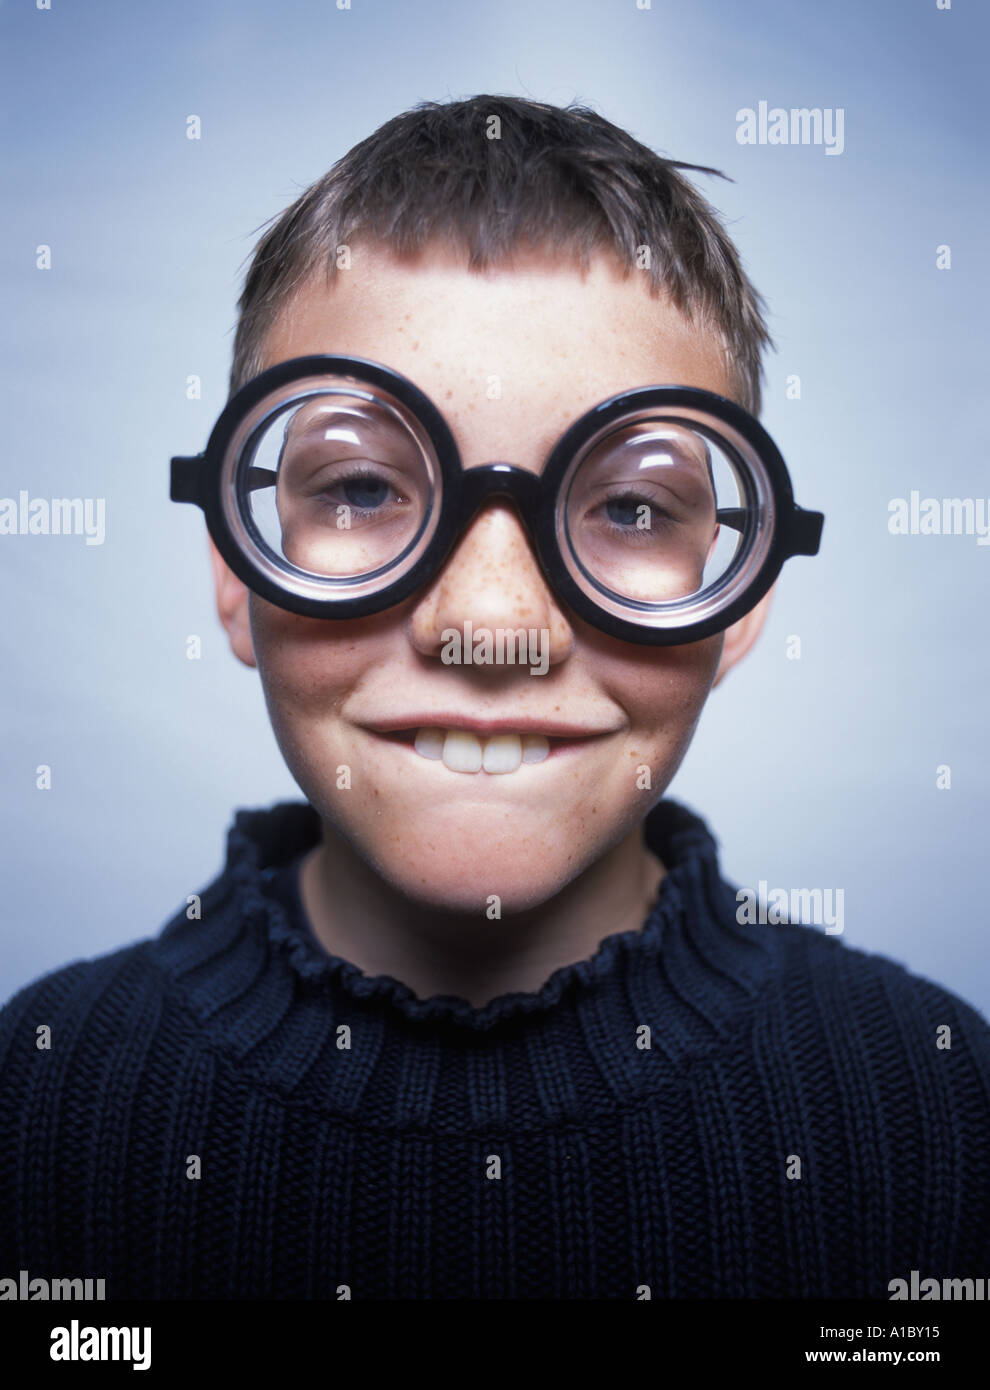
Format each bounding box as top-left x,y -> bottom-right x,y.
711,584 -> 775,688
208,537 -> 257,669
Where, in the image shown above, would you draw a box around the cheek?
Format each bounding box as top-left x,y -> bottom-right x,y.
247,596 -> 379,749
605,634 -> 724,751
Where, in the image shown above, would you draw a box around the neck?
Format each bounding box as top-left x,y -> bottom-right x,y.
299,822 -> 666,1007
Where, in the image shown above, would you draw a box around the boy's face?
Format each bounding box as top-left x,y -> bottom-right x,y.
212,241 -> 771,912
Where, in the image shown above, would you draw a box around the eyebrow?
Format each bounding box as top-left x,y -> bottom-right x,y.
278,404 -> 416,469
278,401 -> 715,484
284,401 -> 396,439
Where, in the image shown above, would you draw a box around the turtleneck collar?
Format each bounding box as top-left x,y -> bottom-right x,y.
155,796 -> 773,1045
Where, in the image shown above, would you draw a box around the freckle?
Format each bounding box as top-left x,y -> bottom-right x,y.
411,340 -> 419,350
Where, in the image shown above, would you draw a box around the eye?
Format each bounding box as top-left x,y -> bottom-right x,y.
298,461 -> 412,522
326,469 -> 397,512
601,491 -> 673,530
579,484 -> 678,542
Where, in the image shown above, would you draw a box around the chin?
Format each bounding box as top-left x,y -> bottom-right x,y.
356,828 -> 586,917
390,866 -> 577,918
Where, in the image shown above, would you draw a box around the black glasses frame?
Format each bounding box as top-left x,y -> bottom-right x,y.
170,354 -> 824,646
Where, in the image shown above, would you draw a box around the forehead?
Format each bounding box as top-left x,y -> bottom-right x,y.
261,241 -> 734,464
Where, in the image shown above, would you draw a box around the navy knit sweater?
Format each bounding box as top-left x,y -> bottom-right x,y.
2,797 -> 989,1300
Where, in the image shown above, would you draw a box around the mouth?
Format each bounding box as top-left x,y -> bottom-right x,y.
368,725 -> 608,775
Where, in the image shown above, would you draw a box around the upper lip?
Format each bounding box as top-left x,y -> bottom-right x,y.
359,714 -> 619,739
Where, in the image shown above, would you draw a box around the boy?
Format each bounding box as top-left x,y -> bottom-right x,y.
1,95 -> 988,1301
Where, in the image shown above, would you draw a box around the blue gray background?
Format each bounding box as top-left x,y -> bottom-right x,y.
2,0 -> 987,1012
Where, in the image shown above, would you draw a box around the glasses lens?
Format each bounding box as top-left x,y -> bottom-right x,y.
229,380 -> 439,587
559,412 -> 772,625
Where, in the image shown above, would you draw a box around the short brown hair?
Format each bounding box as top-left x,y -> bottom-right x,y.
229,94 -> 774,414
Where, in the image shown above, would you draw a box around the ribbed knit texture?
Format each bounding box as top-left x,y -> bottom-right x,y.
2,797 -> 989,1299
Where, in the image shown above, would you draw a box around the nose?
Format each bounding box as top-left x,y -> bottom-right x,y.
408,498 -> 575,668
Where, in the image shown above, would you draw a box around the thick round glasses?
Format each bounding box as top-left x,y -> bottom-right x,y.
170,354 -> 824,645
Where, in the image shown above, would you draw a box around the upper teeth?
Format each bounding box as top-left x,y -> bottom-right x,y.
413,727 -> 551,774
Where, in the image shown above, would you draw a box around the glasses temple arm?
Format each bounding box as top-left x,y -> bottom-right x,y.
715,507 -> 746,532
716,504 -> 824,556
246,466 -> 278,492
